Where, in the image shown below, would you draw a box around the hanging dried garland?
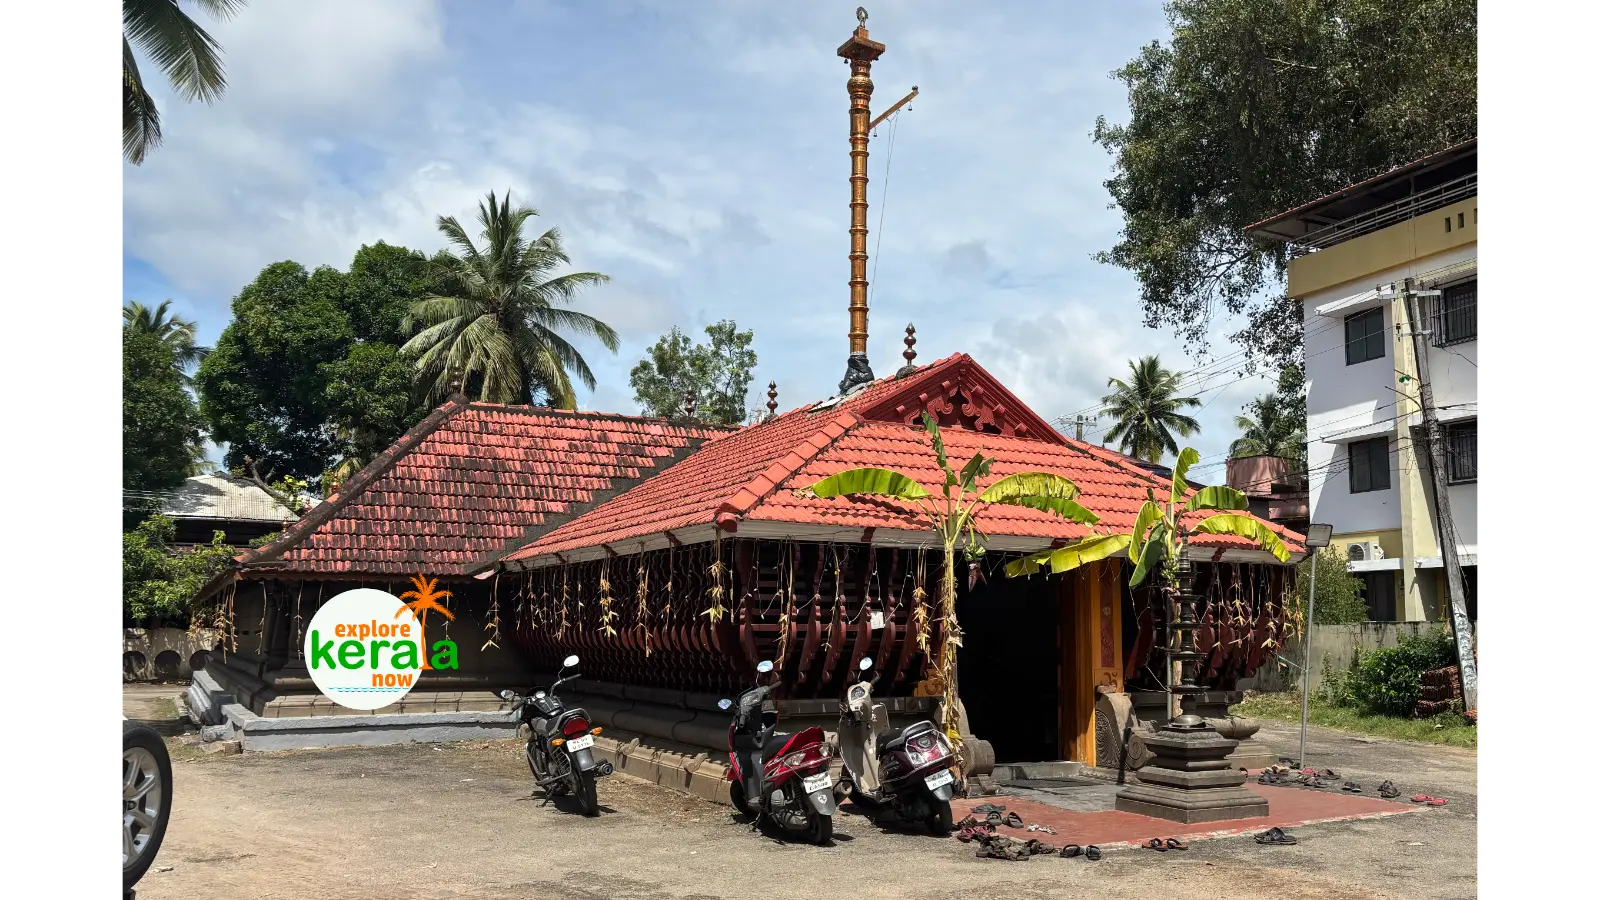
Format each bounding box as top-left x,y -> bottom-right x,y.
482,571 -> 503,651
702,532 -> 729,624
910,549 -> 930,653
598,557 -> 618,636
635,555 -> 651,656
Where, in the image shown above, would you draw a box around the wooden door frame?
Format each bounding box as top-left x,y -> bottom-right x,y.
1058,559 -> 1125,766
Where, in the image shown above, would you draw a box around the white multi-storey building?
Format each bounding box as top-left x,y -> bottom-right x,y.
1248,140 -> 1476,623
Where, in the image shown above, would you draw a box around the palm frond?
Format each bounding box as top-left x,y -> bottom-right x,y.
123,0 -> 230,103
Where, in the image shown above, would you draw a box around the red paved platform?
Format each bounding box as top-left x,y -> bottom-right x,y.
953,784 -> 1422,849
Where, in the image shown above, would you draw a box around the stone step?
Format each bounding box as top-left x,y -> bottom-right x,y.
992,760 -> 1084,782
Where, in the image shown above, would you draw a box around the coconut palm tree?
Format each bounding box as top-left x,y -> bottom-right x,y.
1101,355 -> 1201,464
803,411 -> 1102,743
1228,393 -> 1306,461
124,0 -> 247,165
124,300 -> 209,382
397,576 -> 455,671
401,191 -> 619,408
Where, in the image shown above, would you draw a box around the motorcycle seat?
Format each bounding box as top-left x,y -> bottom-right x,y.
876,719 -> 936,754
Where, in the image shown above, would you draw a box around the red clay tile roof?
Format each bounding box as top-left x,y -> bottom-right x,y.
499,356 -> 1304,566
237,397 -> 731,577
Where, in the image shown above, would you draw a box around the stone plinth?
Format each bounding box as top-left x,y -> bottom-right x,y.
1115,715 -> 1269,824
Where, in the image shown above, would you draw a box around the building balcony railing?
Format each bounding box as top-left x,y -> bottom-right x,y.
1288,173 -> 1477,258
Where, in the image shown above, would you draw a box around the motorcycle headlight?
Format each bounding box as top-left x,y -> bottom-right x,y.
783,751 -> 808,768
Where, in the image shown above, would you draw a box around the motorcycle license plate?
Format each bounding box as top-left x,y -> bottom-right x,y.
802,773 -> 832,794
566,734 -> 594,752
924,769 -> 954,790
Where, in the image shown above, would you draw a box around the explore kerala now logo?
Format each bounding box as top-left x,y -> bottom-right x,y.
305,577 -> 460,710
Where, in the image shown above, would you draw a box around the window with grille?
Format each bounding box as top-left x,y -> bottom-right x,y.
1446,420 -> 1477,484
1432,279 -> 1477,346
1344,307 -> 1386,365
1348,437 -> 1391,493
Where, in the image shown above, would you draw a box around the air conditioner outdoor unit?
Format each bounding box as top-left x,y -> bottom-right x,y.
1347,541 -> 1385,562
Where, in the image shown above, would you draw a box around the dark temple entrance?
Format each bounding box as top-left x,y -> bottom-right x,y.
956,570 -> 1060,764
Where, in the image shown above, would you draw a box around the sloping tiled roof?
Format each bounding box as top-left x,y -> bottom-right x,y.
499,356 -> 1304,566
159,474 -> 305,523
237,397 -> 731,576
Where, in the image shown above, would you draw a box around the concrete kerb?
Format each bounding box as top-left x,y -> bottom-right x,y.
221,704 -> 520,751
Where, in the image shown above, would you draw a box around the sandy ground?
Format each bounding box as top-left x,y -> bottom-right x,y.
127,686 -> 1475,900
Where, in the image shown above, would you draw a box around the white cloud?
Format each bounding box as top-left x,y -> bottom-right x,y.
125,0 -> 1274,465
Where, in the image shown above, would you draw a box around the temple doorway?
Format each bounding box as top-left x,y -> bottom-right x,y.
955,570 -> 1061,764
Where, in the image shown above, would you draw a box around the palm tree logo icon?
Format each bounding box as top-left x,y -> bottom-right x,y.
398,576 -> 455,671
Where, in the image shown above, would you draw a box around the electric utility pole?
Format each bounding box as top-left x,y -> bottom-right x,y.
1400,277 -> 1479,717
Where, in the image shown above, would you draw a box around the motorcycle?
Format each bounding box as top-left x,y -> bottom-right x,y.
834,656 -> 958,834
719,660 -> 837,844
501,654 -> 614,816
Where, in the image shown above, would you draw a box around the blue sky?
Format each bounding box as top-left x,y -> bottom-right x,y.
122,0 -> 1275,474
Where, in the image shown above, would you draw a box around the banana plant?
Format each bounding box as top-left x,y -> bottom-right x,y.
1006,447 -> 1291,583
798,411 -> 1101,742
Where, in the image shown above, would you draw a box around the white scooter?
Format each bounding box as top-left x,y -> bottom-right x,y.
834,656 -> 958,834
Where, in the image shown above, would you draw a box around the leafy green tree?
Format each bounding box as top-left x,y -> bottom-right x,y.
123,515 -> 236,626
630,321 -> 758,425
402,191 -> 618,409
124,0 -> 247,164
1229,393 -> 1306,461
1293,547 -> 1368,625
125,329 -> 205,492
1093,0 -> 1477,370
1101,355 -> 1201,464
196,243 -> 434,483
124,299 -> 210,383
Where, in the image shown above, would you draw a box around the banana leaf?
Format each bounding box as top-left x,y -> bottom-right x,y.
1184,485 -> 1248,513
959,452 -> 993,492
1128,500 -> 1162,563
1192,514 -> 1292,562
1170,447 -> 1200,503
1042,533 -> 1133,574
803,467 -> 930,501
999,494 -> 1101,525
979,471 -> 1081,503
1128,526 -> 1165,588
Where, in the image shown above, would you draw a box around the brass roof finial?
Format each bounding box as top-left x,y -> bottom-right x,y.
766,381 -> 779,420
857,6 -> 868,29
896,323 -> 918,377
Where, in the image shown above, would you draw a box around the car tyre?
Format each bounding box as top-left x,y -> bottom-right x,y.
123,721 -> 172,890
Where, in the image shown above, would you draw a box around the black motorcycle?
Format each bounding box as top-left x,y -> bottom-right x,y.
501,654 -> 613,816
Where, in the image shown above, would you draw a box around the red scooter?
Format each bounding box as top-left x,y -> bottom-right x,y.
719,660 -> 837,845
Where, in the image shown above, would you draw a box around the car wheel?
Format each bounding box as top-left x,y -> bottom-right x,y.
123,721 -> 172,890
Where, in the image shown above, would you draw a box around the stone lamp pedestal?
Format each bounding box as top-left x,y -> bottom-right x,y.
1115,715 -> 1269,824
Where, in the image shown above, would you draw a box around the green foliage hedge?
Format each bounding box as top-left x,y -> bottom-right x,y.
124,515 -> 236,627
1321,628 -> 1458,717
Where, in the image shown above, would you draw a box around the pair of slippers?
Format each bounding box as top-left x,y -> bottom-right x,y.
1144,838 -> 1189,851
1410,794 -> 1448,806
972,834 -> 1054,860
1255,827 -> 1298,846
1059,844 -> 1102,861
1378,780 -> 1400,799
1340,781 -> 1364,793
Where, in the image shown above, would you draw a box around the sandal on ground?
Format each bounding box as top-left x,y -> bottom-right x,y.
1378,780 -> 1400,799
1341,781 -> 1363,793
1165,838 -> 1189,850
972,803 -> 1006,815
1085,845 -> 1103,861
1026,823 -> 1057,834
1426,796 -> 1447,806
1410,794 -> 1432,803
985,810 -> 1004,825
1323,769 -> 1340,779
1145,838 -> 1167,851
1025,839 -> 1057,856
1255,827 -> 1298,846
1003,811 -> 1025,828
1059,843 -> 1082,859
